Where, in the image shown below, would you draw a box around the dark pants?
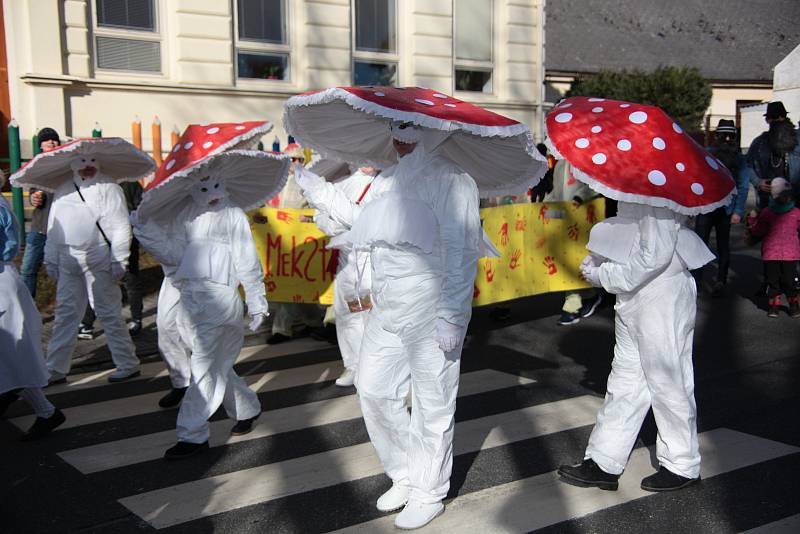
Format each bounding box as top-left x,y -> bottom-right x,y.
20,231 -> 47,297
82,237 -> 143,326
693,207 -> 731,284
765,261 -> 799,298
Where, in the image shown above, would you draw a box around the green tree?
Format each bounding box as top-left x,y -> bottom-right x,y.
567,67 -> 712,133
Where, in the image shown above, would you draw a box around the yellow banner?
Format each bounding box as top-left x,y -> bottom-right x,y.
249,199 -> 604,305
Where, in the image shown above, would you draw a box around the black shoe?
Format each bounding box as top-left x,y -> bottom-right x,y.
128,320 -> 143,337
557,311 -> 580,326
578,294 -> 603,318
309,325 -> 337,343
558,459 -> 619,490
158,387 -> 188,409
77,325 -> 95,340
640,466 -> 700,492
231,414 -> 260,436
789,301 -> 800,318
267,333 -> 292,345
164,441 -> 209,460
0,389 -> 21,418
768,305 -> 780,318
20,409 -> 66,441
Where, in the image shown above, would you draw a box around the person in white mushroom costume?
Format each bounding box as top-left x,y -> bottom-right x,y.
546,97 -> 736,492
132,122 -> 289,460
10,138 -> 155,384
284,86 -> 546,529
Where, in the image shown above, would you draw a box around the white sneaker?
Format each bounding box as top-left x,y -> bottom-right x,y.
107,367 -> 141,383
394,500 -> 444,530
335,368 -> 355,387
376,482 -> 410,512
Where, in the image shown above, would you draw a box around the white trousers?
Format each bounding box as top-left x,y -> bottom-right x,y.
356,279 -> 461,504
46,252 -> 138,375
156,277 -> 191,389
175,283 -> 261,443
585,272 -> 700,478
333,275 -> 367,370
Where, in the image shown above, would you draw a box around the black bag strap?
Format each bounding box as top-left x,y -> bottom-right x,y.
73,181 -> 112,249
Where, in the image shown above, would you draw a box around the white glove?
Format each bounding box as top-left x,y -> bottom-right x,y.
435,318 -> 465,353
111,262 -> 127,281
294,165 -> 325,193
580,262 -> 602,288
248,313 -> 267,332
129,210 -> 138,227
45,263 -> 58,281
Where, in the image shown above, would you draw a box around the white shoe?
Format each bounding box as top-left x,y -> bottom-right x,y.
335,367 -> 355,387
376,482 -> 410,512
107,367 -> 141,383
394,500 -> 444,530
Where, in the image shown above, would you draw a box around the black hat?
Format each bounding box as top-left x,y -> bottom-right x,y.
37,127 -> 61,146
715,119 -> 736,134
764,101 -> 788,119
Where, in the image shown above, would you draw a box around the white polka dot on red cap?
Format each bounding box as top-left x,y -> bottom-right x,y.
652,137 -> 666,150
705,156 -> 719,170
676,162 -> 686,171
629,111 -> 648,124
165,159 -> 176,170
235,125 -> 246,131
673,123 -> 683,133
648,170 -> 667,186
555,113 -> 573,123
558,102 -> 572,108
592,153 -> 607,165
172,144 -> 180,153
206,127 -> 220,134
588,98 -> 605,102
617,139 -> 632,151
415,99 -> 434,106
184,141 -> 193,149
374,92 -> 385,96
592,107 -> 604,113
575,138 -> 590,148
620,103 -> 631,108
691,183 -> 704,195
432,93 -> 447,99
591,126 -> 602,133
202,141 -> 213,149
444,103 -> 456,108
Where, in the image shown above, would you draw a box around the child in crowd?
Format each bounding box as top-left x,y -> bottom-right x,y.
747,177 -> 800,317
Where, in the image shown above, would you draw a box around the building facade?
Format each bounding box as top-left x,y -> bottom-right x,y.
3,0 -> 545,159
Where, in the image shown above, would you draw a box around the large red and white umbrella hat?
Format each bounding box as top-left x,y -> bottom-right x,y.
10,137 -> 155,193
283,86 -> 547,196
545,96 -> 736,216
137,121 -> 289,224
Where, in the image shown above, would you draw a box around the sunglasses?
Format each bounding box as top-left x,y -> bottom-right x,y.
291,157 -> 304,162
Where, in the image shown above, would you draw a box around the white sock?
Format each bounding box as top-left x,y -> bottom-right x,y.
20,388 -> 56,418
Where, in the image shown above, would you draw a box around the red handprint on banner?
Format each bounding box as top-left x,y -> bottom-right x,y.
499,222 -> 509,246
484,259 -> 495,282
473,285 -> 480,299
515,217 -> 527,231
586,205 -> 597,225
509,249 -> 522,270
538,204 -> 550,224
276,210 -> 294,224
266,280 -> 277,292
543,256 -> 558,275
535,236 -> 547,249
292,294 -> 304,303
567,223 -> 580,241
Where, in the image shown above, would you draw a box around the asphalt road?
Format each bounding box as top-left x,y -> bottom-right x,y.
1,225 -> 799,533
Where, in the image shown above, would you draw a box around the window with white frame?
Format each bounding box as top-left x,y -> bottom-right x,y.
454,0 -> 493,93
93,0 -> 162,73
352,0 -> 397,86
235,0 -> 290,82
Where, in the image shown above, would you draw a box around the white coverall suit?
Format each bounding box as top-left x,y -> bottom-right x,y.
313,170 -> 376,371
582,202 -> 713,479
302,145 -> 482,503
134,194 -> 265,444
45,174 -> 139,376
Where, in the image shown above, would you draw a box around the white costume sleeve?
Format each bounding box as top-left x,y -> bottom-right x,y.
437,174 -> 482,326
304,181 -> 364,230
43,199 -> 60,267
230,208 -> 269,316
133,216 -> 186,271
598,214 -> 679,294
99,183 -> 133,267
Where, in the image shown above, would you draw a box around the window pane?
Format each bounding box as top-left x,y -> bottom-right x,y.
455,0 -> 491,62
455,69 -> 492,92
354,61 -> 396,86
97,0 -> 154,31
97,36 -> 160,72
238,51 -> 289,80
355,0 -> 396,53
238,0 -> 286,44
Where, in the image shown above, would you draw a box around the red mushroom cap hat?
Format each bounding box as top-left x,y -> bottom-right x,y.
283,86 -> 547,197
545,96 -> 736,216
137,121 -> 289,224
10,137 -> 155,193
